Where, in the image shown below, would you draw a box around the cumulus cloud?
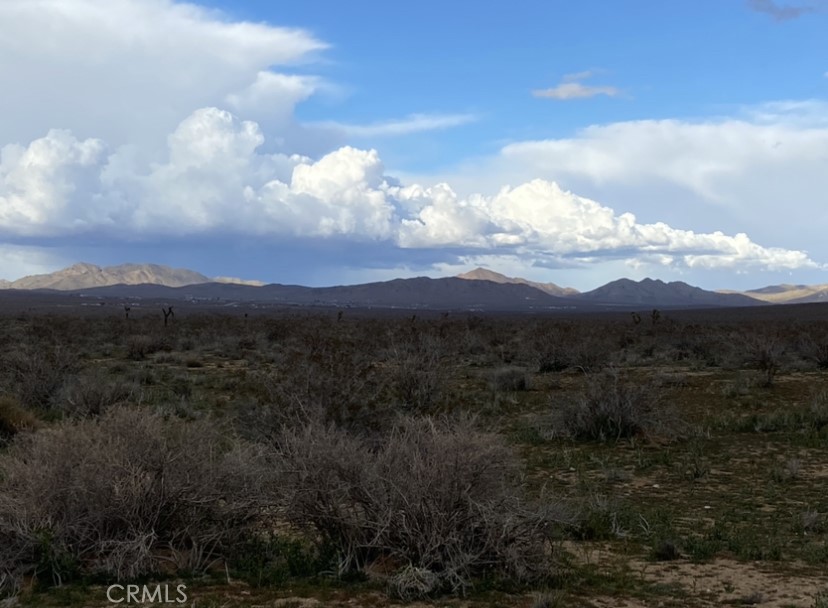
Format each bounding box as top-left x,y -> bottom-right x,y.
533,71 -> 620,100
1,107 -> 814,274
2,108 -> 398,240
418,100 -> 825,257
746,0 -> 818,20
0,130 -> 108,235
395,179 -> 816,271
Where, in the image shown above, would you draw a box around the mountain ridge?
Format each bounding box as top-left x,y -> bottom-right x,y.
59,276 -> 576,312
457,267 -> 579,297
2,263 -> 263,290
573,277 -> 762,307
718,284 -> 828,304
4,262 -> 822,310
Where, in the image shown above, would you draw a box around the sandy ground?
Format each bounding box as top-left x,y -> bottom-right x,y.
586,558 -> 828,608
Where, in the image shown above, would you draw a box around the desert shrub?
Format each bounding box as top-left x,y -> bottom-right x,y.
530,590 -> 566,608
125,333 -> 174,361
388,565 -> 441,601
0,395 -> 41,444
277,416 -> 569,595
567,333 -> 611,373
650,539 -> 681,561
807,391 -> 828,430
798,332 -> 828,370
742,333 -> 787,387
0,408 -> 268,596
56,370 -> 140,417
571,494 -> 634,540
227,535 -> 333,587
0,345 -> 77,410
489,367 -> 531,392
388,332 -> 447,413
526,325 -> 576,373
814,590 -> 828,608
236,340 -> 387,436
554,372 -> 679,441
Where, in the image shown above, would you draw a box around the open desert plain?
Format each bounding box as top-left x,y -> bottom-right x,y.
2,294 -> 828,607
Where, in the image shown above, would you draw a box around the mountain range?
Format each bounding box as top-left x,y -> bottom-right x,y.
0,263 -> 263,291
2,263 -> 827,311
718,284 -> 828,305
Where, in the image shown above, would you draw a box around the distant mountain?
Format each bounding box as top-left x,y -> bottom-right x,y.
787,289 -> 828,304
0,262 -> 793,311
720,284 -> 828,304
2,263 -> 261,291
69,276 -> 577,311
575,278 -> 762,308
457,267 -> 579,297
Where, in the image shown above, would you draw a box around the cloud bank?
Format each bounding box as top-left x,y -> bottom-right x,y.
1,107 -> 817,276
491,101 -> 828,250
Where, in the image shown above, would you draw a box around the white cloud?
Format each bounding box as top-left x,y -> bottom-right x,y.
395,179 -> 817,271
533,82 -> 621,100
0,130 -> 108,235
0,245 -> 66,282
533,70 -> 620,100
505,105 -> 828,238
1,107 -> 814,275
225,72 -> 322,123
408,100 -> 828,257
1,108 -> 398,240
0,0 -> 326,151
311,113 -> 479,138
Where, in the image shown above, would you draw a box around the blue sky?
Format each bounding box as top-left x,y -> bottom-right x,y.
0,0 -> 827,290
212,0 -> 828,169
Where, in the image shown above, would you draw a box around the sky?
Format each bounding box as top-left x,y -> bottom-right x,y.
1,0 -> 827,291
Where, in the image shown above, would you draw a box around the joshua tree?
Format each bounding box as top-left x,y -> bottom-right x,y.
123,305 -> 131,320
631,312 -> 641,325
337,310 -> 344,322
651,309 -> 661,326
162,306 -> 174,327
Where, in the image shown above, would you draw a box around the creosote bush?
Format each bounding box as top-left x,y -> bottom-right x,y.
0,394 -> 41,444
277,416 -> 569,596
56,370 -> 140,417
0,407 -> 268,597
554,372 -> 679,441
388,332 -> 447,413
0,345 -> 77,410
743,333 -> 787,387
